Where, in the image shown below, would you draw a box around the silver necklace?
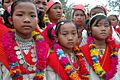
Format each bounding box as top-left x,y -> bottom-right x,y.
14,34 -> 38,71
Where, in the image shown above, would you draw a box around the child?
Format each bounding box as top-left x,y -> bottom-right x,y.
1,0 -> 14,28
72,4 -> 87,46
42,0 -> 62,46
80,13 -> 120,80
108,14 -> 120,44
0,0 -> 49,79
46,20 -> 90,80
34,0 -> 48,30
89,5 -> 107,17
2,0 -> 13,10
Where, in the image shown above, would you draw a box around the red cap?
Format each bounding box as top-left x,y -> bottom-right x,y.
47,0 -> 61,12
72,4 -> 85,12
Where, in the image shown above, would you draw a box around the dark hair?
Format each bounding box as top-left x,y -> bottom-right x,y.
88,14 -> 110,36
108,15 -> 119,21
48,20 -> 75,40
2,10 -> 12,28
2,0 -> 4,5
89,14 -> 110,28
37,10 -> 45,29
72,9 -> 86,18
90,6 -> 107,16
11,0 -> 36,16
84,19 -> 90,36
55,20 -> 75,36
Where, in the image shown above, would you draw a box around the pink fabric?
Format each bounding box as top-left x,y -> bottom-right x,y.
42,23 -> 56,46
72,4 -> 85,12
7,6 -> 11,14
47,0 -> 61,12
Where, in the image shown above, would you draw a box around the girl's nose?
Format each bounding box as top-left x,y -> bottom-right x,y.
100,25 -> 106,30
67,35 -> 73,40
24,17 -> 30,23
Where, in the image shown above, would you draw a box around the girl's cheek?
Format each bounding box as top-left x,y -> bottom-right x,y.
35,17 -> 38,23
35,17 -> 38,21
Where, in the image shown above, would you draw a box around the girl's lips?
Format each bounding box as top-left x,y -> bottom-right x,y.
22,25 -> 32,28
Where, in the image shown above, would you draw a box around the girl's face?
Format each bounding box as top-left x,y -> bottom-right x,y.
48,3 -> 62,21
57,22 -> 78,50
108,16 -> 118,27
3,0 -> 13,9
72,10 -> 85,26
91,19 -> 110,40
34,0 -> 47,14
90,8 -> 105,17
11,2 -> 38,38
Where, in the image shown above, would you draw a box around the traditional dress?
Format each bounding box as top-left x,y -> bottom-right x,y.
110,26 -> 120,44
80,36 -> 120,80
0,30 -> 49,80
46,44 -> 89,80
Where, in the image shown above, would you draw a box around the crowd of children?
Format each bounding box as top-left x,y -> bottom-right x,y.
0,0 -> 120,80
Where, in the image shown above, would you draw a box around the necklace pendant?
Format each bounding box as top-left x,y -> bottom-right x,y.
19,59 -> 24,64
16,51 -> 21,55
32,58 -> 37,62
28,66 -> 33,71
14,46 -> 20,50
31,53 -> 36,57
23,63 -> 28,68
17,55 -> 22,59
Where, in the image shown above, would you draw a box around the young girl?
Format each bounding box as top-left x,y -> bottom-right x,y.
80,13 -> 120,80
108,14 -> 120,44
34,0 -> 48,30
1,0 -> 14,28
46,20 -> 90,80
41,0 -> 62,46
89,5 -> 107,17
0,0 -> 49,79
72,4 -> 87,46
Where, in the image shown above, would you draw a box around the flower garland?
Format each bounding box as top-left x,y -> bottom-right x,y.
73,45 -> 90,79
53,43 -> 90,80
87,36 -> 118,80
2,30 -> 47,80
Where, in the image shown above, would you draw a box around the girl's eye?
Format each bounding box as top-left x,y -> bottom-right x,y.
53,7 -> 57,9
61,32 -> 67,36
75,14 -> 79,16
72,32 -> 77,35
95,24 -> 100,27
105,24 -> 109,27
43,2 -> 47,6
62,33 -> 67,35
16,14 -> 23,16
59,7 -> 62,10
31,15 -> 36,18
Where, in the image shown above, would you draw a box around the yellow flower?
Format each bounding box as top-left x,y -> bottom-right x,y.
90,49 -> 99,56
70,71 -> 81,80
111,52 -> 118,56
65,65 -> 72,70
